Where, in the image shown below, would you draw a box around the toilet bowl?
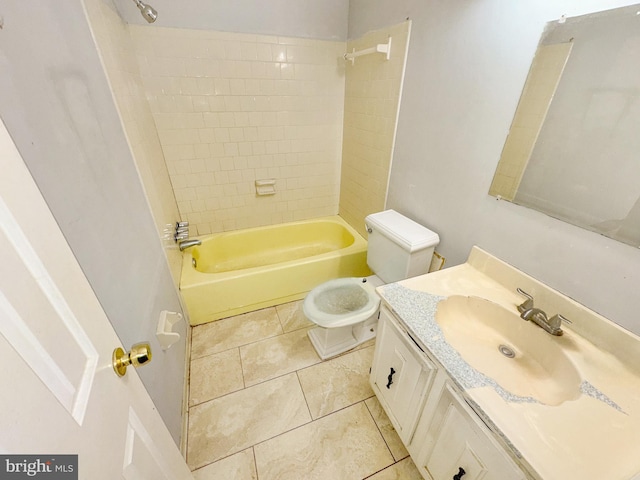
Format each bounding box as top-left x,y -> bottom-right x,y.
303,276 -> 383,360
303,210 -> 439,360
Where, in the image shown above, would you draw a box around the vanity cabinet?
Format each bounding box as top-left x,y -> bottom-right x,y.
371,306 -> 527,480
370,307 -> 437,443
414,382 -> 526,480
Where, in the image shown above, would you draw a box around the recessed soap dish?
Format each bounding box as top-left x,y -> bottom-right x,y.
255,179 -> 276,196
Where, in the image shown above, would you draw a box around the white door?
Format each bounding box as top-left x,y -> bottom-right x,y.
0,119 -> 193,479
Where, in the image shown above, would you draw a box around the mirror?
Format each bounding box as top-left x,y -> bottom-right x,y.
489,4 -> 640,247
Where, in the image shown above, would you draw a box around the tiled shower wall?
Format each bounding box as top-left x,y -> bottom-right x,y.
339,21 -> 410,238
130,26 -> 346,234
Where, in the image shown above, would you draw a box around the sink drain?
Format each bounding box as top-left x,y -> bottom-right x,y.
498,344 -> 516,358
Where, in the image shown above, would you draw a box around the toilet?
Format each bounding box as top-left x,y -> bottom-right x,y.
303,210 -> 440,360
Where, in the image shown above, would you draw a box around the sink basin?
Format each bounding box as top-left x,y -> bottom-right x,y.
435,295 -> 582,406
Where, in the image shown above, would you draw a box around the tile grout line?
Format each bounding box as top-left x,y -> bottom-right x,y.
215,389 -> 376,467
189,392 -> 387,473
187,302 -> 396,476
246,399 -> 374,460
194,328 -> 372,406
237,346 -> 247,389
187,347 -> 246,408
192,329 -> 282,360
252,446 -> 259,480
191,306 -> 285,359
189,363 -> 318,409
363,397 -> 396,463
188,447 -> 257,477
192,301 -> 312,361
241,327 -> 320,388
296,370 -> 314,420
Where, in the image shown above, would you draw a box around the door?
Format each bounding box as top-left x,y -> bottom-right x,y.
0,119 -> 193,479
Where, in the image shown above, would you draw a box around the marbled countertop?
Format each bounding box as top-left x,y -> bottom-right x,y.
377,247 -> 640,480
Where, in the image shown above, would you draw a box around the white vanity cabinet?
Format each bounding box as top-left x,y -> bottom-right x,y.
370,307 -> 437,443
371,306 -> 527,480
414,382 -> 526,480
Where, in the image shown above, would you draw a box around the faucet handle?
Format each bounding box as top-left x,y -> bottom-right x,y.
516,288 -> 534,313
549,313 -> 571,328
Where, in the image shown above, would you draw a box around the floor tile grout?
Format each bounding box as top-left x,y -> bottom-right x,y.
191,329 -> 282,360
252,447 -> 259,480
187,300 -> 420,479
296,370 -> 314,420
237,346 -> 247,389
187,344 -> 370,411
190,311 -> 318,361
363,397 -> 396,463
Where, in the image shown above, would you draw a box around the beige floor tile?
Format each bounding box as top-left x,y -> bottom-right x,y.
240,328 -> 321,386
187,373 -> 311,469
365,396 -> 409,461
191,308 -> 283,359
254,402 -> 394,480
367,457 -> 423,480
352,337 -> 376,352
191,448 -> 257,480
275,300 -> 314,332
189,349 -> 244,406
297,345 -> 375,419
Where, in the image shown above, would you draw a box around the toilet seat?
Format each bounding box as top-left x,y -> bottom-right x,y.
303,277 -> 381,328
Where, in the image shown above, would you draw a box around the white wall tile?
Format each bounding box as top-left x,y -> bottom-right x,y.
132,26 -> 345,234
339,21 -> 410,237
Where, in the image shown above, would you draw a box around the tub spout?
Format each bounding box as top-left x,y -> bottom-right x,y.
179,239 -> 201,251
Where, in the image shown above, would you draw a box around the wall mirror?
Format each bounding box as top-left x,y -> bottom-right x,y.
489,4 -> 640,247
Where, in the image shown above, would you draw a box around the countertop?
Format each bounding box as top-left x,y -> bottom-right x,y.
377,247 -> 640,480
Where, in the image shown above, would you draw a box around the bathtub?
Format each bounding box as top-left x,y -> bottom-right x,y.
180,216 -> 371,326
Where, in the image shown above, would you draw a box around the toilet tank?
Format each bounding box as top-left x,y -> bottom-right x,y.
365,210 -> 440,283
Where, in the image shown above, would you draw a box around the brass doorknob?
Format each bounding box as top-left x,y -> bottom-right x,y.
113,342 -> 152,377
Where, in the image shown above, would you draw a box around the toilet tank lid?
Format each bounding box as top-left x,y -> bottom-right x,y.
365,209 -> 440,253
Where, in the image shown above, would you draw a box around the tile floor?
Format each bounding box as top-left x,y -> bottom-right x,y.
187,300 -> 423,480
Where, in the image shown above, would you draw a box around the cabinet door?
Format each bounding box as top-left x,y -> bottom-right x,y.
371,307 -> 436,443
417,383 -> 525,480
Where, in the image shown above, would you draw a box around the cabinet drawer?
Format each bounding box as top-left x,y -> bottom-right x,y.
418,383 -> 525,480
371,307 -> 436,443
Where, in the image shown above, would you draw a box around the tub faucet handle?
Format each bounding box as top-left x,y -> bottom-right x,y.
174,221 -> 190,242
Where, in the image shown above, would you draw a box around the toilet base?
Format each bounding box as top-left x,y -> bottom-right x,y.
307,313 -> 379,360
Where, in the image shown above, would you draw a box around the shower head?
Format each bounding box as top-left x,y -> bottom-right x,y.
132,0 -> 157,23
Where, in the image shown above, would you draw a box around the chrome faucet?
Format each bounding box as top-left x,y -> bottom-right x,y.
178,239 -> 201,251
516,288 -> 571,336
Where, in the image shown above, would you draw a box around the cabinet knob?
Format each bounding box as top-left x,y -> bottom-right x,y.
386,367 -> 396,389
453,467 -> 466,480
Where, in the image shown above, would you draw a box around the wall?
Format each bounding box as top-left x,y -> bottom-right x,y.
85,0 -> 183,285
112,0 -> 348,41
131,26 -> 346,233
0,1 -> 186,443
348,0 -> 640,335
339,20 -> 410,238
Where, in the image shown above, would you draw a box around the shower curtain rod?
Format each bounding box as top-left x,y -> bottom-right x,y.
343,37 -> 392,65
